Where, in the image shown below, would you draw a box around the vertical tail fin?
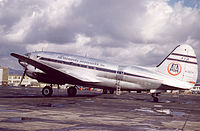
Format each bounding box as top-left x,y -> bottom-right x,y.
156,45 -> 198,85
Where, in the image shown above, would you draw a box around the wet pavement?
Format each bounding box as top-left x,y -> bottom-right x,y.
0,86 -> 200,131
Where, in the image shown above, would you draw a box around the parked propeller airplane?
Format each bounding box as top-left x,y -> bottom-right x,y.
11,44 -> 198,102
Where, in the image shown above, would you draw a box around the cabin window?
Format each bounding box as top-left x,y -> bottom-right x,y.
81,65 -> 87,68
88,66 -> 94,69
58,60 -> 62,63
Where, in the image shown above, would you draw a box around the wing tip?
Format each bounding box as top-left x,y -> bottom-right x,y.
10,53 -> 16,57
10,53 -> 24,59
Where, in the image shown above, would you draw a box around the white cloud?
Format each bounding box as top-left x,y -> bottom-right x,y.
140,0 -> 173,41
2,0 -> 83,43
41,0 -> 82,28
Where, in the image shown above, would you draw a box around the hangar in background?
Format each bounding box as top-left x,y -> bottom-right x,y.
0,66 -> 8,86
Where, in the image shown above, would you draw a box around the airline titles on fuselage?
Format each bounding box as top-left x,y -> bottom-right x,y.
57,55 -> 105,67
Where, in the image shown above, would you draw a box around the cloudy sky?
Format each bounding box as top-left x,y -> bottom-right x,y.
0,0 -> 200,81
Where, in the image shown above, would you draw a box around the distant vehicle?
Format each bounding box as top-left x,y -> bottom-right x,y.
11,44 -> 198,102
191,83 -> 200,94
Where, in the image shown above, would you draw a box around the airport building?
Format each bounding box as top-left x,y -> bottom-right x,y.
8,74 -> 39,87
8,68 -> 47,87
6,69 -> 63,88
0,66 -> 8,86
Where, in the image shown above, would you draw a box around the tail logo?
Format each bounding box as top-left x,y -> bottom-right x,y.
167,62 -> 182,76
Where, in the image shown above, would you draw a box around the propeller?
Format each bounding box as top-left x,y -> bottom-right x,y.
18,59 -> 28,87
19,68 -> 27,87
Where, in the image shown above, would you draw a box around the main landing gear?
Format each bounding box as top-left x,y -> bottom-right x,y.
67,86 -> 77,97
42,85 -> 53,97
151,93 -> 159,102
42,85 -> 78,97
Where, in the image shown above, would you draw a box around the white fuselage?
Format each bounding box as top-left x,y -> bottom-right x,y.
25,51 -> 192,91
25,51 -> 163,91
11,44 -> 198,100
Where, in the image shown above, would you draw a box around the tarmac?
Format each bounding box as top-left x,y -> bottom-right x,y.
0,86 -> 200,131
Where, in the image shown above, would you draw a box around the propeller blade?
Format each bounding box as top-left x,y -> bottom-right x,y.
19,69 -> 26,86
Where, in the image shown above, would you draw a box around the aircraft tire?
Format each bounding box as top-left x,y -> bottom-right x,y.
42,86 -> 53,97
109,90 -> 114,94
67,86 -> 77,97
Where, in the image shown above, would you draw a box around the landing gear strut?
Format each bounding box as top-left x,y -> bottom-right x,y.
103,89 -> 108,94
151,93 -> 159,102
42,86 -> 53,97
109,90 -> 114,94
103,89 -> 114,94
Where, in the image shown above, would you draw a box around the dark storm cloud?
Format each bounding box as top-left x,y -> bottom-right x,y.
0,43 -> 25,57
24,21 -> 78,44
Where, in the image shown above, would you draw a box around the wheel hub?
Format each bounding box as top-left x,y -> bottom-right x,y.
44,89 -> 49,95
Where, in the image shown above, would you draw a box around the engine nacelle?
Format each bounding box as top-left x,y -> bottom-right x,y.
26,65 -> 44,79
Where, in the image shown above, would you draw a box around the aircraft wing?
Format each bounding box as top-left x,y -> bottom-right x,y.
60,68 -> 100,83
10,53 -> 100,83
